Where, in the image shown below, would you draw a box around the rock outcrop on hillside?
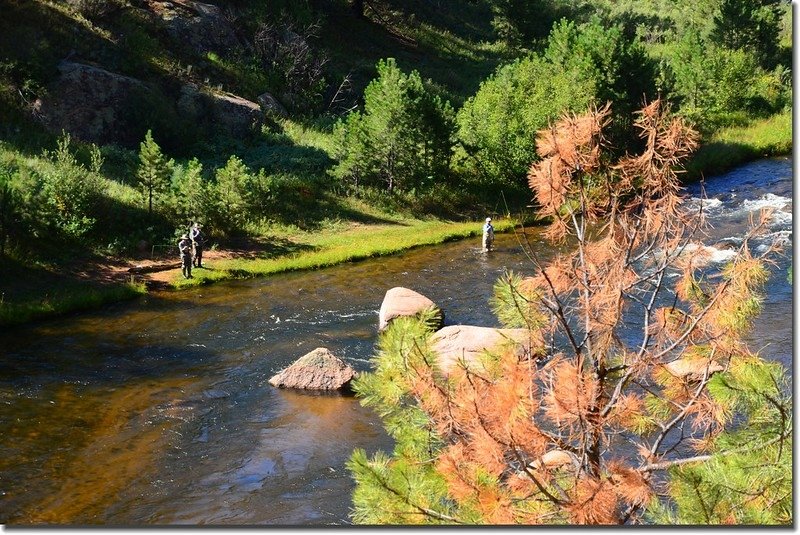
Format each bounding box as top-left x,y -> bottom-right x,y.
268,347 -> 356,391
257,92 -> 289,118
149,0 -> 241,56
35,61 -> 155,145
178,84 -> 263,137
35,61 -> 264,143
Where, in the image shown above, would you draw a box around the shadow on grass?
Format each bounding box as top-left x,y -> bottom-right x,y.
685,141 -> 757,181
221,236 -> 319,260
0,268 -> 144,329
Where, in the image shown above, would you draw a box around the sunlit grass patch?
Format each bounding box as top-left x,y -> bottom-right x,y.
0,281 -> 147,328
173,218 -> 517,288
687,110 -> 792,179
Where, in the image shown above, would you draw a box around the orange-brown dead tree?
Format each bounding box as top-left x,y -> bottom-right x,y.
349,100 -> 789,525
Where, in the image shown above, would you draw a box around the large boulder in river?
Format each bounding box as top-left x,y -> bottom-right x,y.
35,61 -> 155,144
268,347 -> 355,391
149,0 -> 242,56
431,325 -> 542,374
378,287 -> 443,331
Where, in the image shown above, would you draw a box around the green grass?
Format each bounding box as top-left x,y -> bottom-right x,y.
0,281 -> 147,328
687,110 -> 792,180
173,217 -> 517,288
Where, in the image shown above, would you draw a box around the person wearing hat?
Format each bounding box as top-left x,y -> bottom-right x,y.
178,233 -> 193,279
482,217 -> 495,252
190,222 -> 205,268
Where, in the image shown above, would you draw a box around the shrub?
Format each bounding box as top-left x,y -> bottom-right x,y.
456,17 -> 657,186
331,58 -> 456,193
39,134 -> 105,239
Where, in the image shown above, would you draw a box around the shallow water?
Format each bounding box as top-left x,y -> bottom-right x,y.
0,157 -> 791,525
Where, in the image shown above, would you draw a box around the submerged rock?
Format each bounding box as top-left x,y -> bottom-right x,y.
268,347 -> 355,391
430,325 -> 541,374
378,287 -> 443,331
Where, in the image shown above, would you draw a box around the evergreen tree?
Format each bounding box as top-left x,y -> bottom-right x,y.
349,101 -> 790,525
710,0 -> 783,69
215,155 -> 254,234
331,58 -> 455,192
170,158 -> 215,232
137,129 -> 171,216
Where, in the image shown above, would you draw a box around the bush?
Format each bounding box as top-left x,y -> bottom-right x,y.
39,134 -> 105,239
331,58 -> 456,193
456,17 -> 657,186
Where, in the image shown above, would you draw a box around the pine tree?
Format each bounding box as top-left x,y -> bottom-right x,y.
331,58 -> 455,192
137,129 -> 171,216
710,0 -> 782,69
349,101 -> 790,525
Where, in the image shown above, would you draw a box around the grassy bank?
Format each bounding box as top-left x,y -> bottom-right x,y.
0,281 -> 147,328
174,218 -> 517,288
1,108 -> 790,328
686,110 -> 792,180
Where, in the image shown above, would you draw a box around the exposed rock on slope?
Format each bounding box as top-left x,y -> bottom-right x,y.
35,61 -> 155,144
178,84 -> 263,137
148,0 -> 241,56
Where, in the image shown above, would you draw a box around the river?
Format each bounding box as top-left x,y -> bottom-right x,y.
0,157 -> 792,525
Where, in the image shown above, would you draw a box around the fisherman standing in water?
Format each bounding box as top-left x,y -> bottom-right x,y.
482,217 -> 494,252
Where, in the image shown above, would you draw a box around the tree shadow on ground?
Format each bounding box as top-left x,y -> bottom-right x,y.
686,141 -> 757,181
219,236 -> 319,260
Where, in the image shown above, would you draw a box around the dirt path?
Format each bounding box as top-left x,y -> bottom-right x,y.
69,246 -> 264,292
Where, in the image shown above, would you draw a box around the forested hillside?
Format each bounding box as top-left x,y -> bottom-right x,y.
0,0 -> 792,322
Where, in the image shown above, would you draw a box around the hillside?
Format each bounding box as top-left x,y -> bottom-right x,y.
0,0 -> 507,151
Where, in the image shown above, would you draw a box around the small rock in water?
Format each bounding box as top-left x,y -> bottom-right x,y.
268,347 -> 355,391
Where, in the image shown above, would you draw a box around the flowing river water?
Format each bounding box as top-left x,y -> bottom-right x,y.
0,158 -> 792,525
